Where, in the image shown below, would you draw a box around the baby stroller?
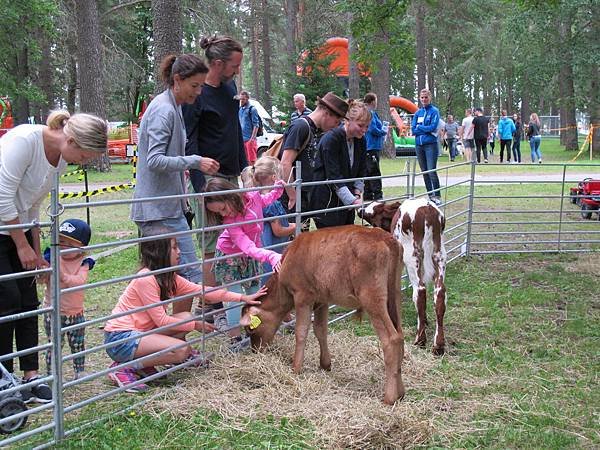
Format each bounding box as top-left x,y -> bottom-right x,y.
0,363 -> 28,434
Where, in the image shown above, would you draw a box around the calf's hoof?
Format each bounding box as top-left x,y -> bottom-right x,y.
432,345 -> 445,356
320,359 -> 332,371
383,391 -> 405,405
413,338 -> 426,348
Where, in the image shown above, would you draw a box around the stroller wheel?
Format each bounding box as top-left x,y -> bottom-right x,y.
0,397 -> 28,434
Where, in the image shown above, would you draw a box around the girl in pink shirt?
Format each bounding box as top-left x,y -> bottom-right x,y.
204,176 -> 284,346
104,234 -> 265,393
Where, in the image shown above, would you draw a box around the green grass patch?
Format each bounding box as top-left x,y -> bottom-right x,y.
53,410 -> 315,450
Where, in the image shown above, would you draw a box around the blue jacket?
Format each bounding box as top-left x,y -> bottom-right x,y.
365,110 -> 386,151
411,104 -> 440,146
498,117 -> 516,140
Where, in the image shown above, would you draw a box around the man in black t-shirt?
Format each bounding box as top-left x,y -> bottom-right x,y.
280,92 -> 348,213
182,35 -> 247,329
472,107 -> 490,163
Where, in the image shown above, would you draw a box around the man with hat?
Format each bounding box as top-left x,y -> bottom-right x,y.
280,91 -> 348,214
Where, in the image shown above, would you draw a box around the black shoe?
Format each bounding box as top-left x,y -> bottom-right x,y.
22,376 -> 52,404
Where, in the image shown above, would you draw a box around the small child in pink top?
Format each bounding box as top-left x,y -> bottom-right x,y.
204,176 -> 284,345
42,219 -> 94,380
104,231 -> 265,393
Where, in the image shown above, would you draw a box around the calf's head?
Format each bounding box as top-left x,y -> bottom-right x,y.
239,275 -> 284,350
358,201 -> 401,232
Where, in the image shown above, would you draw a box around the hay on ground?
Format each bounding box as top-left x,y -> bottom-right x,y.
147,330 -> 507,448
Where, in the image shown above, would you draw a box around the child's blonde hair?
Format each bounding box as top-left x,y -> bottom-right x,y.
241,156 -> 281,188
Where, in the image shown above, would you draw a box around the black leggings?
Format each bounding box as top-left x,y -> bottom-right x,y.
364,151 -> 383,200
0,232 -> 40,373
500,139 -> 512,162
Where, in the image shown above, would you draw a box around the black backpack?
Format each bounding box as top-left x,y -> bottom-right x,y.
248,106 -> 264,137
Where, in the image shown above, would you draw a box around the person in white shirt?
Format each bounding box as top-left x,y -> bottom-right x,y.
460,108 -> 475,162
0,110 -> 107,403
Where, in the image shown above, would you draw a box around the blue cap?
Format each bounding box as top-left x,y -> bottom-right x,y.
59,219 -> 91,246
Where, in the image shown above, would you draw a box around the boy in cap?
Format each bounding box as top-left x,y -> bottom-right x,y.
42,219 -> 95,380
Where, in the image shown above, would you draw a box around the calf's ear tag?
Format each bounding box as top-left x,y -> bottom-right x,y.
249,315 -> 261,330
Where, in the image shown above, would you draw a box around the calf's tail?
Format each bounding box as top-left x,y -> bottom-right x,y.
386,244 -> 402,332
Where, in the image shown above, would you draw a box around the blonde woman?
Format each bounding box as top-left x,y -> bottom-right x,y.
310,98 -> 370,228
527,113 -> 542,163
0,110 -> 107,403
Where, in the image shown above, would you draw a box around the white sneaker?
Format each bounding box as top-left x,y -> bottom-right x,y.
538,159 -> 542,164
213,312 -> 229,333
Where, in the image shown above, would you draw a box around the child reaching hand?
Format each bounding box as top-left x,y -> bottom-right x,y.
241,157 -> 295,284
204,175 -> 285,348
104,232 -> 265,393
42,219 -> 94,382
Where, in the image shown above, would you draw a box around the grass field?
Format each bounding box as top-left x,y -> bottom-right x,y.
9,153 -> 599,449
60,136 -> 597,186
18,252 -> 599,449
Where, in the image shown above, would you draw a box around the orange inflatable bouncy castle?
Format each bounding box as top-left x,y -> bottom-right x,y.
389,95 -> 417,137
297,37 -> 369,78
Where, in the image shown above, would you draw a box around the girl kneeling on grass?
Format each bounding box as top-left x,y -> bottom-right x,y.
104,233 -> 265,393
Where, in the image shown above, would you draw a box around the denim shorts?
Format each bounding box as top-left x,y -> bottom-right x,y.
104,330 -> 142,362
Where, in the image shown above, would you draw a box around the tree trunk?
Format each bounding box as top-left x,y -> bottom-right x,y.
521,91 -> 530,129
250,0 -> 260,97
66,40 -> 77,113
151,0 -> 182,94
347,28 -> 360,99
284,0 -> 298,77
75,0 -> 109,170
372,1 -> 393,158
414,1 -> 427,93
13,46 -> 30,125
558,16 -> 578,151
297,0 -> 305,42
589,64 -> 599,157
589,2 -> 599,156
261,0 -> 272,112
426,46 -> 434,97
37,30 -> 54,123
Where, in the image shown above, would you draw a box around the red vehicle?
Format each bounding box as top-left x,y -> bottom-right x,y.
107,122 -> 138,162
0,97 -> 14,138
570,178 -> 600,220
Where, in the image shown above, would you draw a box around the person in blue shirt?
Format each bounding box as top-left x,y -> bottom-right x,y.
364,93 -> 387,200
497,110 -> 516,163
411,89 -> 441,204
238,90 -> 261,165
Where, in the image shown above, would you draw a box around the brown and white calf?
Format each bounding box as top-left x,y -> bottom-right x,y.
359,198 -> 448,355
240,225 -> 406,405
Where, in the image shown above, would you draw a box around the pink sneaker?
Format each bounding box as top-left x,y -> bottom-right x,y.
108,362 -> 149,393
183,349 -> 212,368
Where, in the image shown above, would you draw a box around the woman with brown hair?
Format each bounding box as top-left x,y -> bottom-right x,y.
131,53 -> 219,312
527,113 -> 542,163
310,99 -> 370,228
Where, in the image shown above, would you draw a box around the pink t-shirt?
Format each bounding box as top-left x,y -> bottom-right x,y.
43,255 -> 89,316
216,180 -> 284,267
105,269 -> 200,333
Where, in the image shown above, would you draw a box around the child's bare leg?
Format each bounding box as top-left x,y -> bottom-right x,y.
134,334 -> 191,367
